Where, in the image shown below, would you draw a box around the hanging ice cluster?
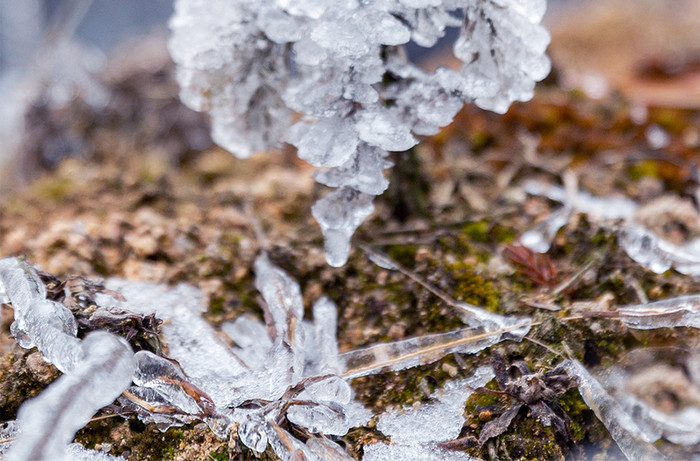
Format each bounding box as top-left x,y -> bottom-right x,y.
169,0 -> 551,266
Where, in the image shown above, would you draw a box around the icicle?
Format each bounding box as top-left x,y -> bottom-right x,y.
6,331 -> 133,461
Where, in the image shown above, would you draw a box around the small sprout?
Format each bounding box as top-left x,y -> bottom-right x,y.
502,243 -> 559,288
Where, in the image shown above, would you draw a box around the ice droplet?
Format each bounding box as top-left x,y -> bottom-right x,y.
312,187 -> 375,267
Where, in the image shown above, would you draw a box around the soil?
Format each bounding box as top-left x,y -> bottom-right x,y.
1,1 -> 700,460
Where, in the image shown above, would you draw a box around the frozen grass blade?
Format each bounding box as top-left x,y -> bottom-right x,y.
342,323 -> 530,379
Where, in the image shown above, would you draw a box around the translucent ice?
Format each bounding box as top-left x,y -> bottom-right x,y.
0,257 -> 83,373
311,187 -> 375,267
600,351 -> 700,446
614,294 -> 700,329
341,325 -> 526,379
286,402 -> 350,435
310,296 -> 343,375
562,359 -> 667,461
619,225 -> 700,276
520,181 -> 700,276
169,0 -> 551,266
97,280 -> 247,410
364,366 -> 493,461
6,332 -> 133,461
132,350 -> 217,417
522,181 -> 637,253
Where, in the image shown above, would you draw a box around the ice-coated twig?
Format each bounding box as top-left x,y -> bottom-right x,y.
619,224 -> 700,276
610,294 -> 700,329
5,331 -> 134,461
562,359 -> 668,461
360,244 -> 531,335
0,257 -> 84,373
341,324 -> 529,379
363,366 -> 494,461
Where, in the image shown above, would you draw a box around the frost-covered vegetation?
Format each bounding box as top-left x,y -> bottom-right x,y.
169,0 -> 551,266
4,1 -> 700,460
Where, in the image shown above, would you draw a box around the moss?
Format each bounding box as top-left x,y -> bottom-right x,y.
385,244 -> 419,268
351,356 -> 467,412
0,347 -> 60,421
461,220 -> 490,243
445,262 -> 500,312
33,175 -> 75,202
208,450 -> 230,461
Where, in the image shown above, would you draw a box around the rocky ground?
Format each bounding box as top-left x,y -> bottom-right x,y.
1,1 -> 700,460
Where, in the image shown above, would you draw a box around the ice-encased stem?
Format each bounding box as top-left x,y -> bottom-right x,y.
341,323 -> 529,379
0,257 -> 83,373
614,294 -> 700,329
98,280 -> 248,410
562,359 -> 668,461
6,331 -> 134,461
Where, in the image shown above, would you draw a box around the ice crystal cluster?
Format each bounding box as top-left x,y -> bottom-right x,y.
6,251 -> 700,459
169,0 -> 551,266
0,253 -> 533,461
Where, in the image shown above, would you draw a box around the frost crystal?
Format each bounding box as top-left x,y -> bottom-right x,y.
169,0 -> 551,266
364,366 -> 493,461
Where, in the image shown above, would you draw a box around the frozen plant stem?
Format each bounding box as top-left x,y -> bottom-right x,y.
0,257 -> 134,461
169,0 -> 551,266
6,332 -> 133,461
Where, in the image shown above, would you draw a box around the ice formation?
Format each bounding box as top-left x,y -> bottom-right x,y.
97,255 -> 368,459
0,420 -> 125,461
562,359 -> 668,461
521,180 -> 700,276
363,366 -> 493,461
0,258 -> 134,461
342,324 -> 527,379
613,294 -> 700,330
5,332 -> 133,461
169,0 -> 551,266
599,349 -> 700,448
